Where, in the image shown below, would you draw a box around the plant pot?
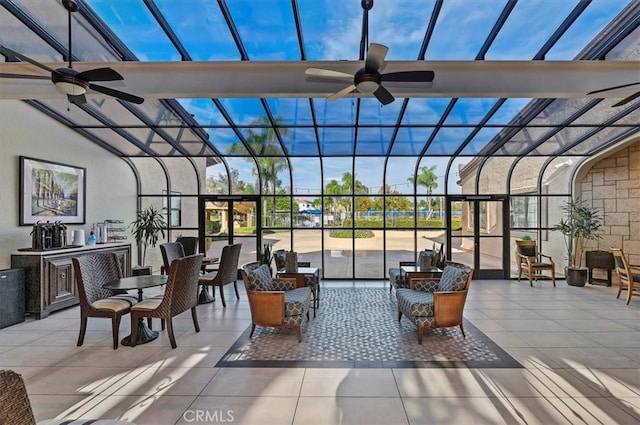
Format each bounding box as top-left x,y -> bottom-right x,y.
565,267 -> 587,287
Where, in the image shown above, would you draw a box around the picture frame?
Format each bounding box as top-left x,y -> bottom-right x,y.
19,156 -> 86,225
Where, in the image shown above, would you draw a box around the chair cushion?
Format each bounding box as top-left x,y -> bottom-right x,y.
437,266 -> 469,292
91,298 -> 131,313
284,287 -> 311,317
272,278 -> 295,291
396,288 -> 434,317
109,294 -> 138,306
529,262 -> 553,268
388,268 -> 406,289
411,279 -> 439,292
131,299 -> 162,311
246,265 -> 274,291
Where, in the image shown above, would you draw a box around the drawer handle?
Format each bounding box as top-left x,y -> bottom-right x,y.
60,272 -> 66,279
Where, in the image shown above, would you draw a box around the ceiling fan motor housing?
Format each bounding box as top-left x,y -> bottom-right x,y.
354,68 -> 381,93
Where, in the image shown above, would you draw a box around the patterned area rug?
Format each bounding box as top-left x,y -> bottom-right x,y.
217,288 -> 522,368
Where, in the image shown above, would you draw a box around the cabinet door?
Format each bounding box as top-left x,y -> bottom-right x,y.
45,257 -> 76,307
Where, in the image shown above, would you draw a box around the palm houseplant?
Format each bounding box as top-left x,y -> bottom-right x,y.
129,205 -> 166,272
552,198 -> 603,286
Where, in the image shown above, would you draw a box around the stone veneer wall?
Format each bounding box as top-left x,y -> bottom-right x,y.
580,140 -> 640,265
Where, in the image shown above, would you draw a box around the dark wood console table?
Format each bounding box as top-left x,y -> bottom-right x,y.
11,243 -> 131,319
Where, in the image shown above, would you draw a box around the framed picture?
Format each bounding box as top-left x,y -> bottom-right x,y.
19,156 -> 86,225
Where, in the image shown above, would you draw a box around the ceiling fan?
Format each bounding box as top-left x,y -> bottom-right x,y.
0,0 -> 143,105
305,0 -> 434,105
587,81 -> 640,107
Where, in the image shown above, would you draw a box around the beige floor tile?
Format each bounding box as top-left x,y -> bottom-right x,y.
569,368 -> 640,398
511,331 -> 602,348
300,368 -> 400,397
0,345 -> 86,367
468,319 -> 510,332
483,332 -> 531,347
0,329 -> 54,345
144,345 -> 230,368
25,366 -> 133,396
581,331 -> 640,347
201,367 -> 304,396
493,319 -> 569,332
552,319 -> 636,332
294,397 -> 409,425
111,366 -> 218,396
393,368 -> 489,397
116,395 -> 198,425
175,396 -> 298,425
58,345 -> 162,368
536,347 -> 640,369
403,396 -> 516,425
173,330 -> 245,347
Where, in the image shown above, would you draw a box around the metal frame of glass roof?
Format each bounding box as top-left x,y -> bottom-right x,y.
1,0 -> 639,192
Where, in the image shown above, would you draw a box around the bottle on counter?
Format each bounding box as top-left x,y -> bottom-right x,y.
87,227 -> 97,245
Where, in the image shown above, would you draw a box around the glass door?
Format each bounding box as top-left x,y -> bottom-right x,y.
199,195 -> 260,268
448,196 -> 508,279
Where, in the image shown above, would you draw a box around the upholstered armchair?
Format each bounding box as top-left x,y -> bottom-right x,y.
396,262 -> 473,344
515,240 -> 556,287
240,263 -> 312,342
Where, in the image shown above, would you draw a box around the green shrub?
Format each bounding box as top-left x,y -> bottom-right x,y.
329,230 -> 374,238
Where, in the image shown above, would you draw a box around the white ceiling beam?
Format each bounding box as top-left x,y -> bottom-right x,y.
0,60 -> 638,100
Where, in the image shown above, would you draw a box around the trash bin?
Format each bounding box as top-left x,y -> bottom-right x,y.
0,268 -> 25,329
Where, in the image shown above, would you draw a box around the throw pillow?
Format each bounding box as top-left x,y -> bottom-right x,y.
438,266 -> 469,292
247,264 -> 274,291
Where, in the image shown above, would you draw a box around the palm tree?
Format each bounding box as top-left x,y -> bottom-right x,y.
408,165 -> 438,216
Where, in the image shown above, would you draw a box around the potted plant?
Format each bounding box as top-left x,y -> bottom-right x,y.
552,199 -> 603,286
129,205 -> 166,273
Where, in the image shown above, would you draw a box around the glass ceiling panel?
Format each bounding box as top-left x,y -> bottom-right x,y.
0,8 -> 61,62
86,0 -> 180,61
313,98 -> 357,126
208,128 -> 249,156
460,127 -> 502,156
297,0 -> 361,60
478,156 -> 512,194
226,0 -> 299,60
358,98 -> 403,125
390,127 -> 435,156
444,98 -> 499,125
319,128 -> 355,156
402,98 -> 450,124
355,127 -> 395,155
485,0 -> 578,59
545,0 -> 631,60
281,127 -> 319,156
426,0 -> 507,59
217,98 -> 268,126
266,99 -> 314,126
486,98 -> 532,125
83,128 -> 149,156
12,0 -> 121,61
368,0 -> 436,60
426,127 -> 475,155
154,0 -> 239,60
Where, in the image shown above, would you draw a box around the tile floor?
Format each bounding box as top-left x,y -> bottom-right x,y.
0,279 -> 638,425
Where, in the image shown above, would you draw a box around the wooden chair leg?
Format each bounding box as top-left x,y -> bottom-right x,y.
191,307 -> 200,332
77,316 -> 87,347
249,323 -> 256,338
296,325 -> 302,342
112,315 -> 121,350
417,327 -> 423,345
551,268 -> 556,287
398,311 -> 402,322
130,313 -> 139,348
528,268 -> 533,287
617,281 -> 623,299
626,281 -> 634,305
219,285 -> 227,307
233,281 -> 240,300
459,322 -> 466,338
166,318 -> 177,349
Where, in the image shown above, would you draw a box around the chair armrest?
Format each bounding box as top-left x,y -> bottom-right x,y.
539,253 -> 554,263
246,291 -> 285,324
433,290 -> 468,327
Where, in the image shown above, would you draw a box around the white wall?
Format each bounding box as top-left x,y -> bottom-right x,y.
0,100 -> 138,269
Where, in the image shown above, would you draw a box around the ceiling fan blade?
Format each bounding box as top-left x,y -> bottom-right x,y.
305,68 -> 353,80
326,84 -> 356,102
77,67 -> 123,82
0,45 -> 57,74
587,81 -> 640,96
365,43 -> 388,73
373,85 -> 394,105
382,70 -> 435,83
89,83 -> 144,104
68,93 -> 87,105
0,73 -> 49,80
612,91 -> 640,107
